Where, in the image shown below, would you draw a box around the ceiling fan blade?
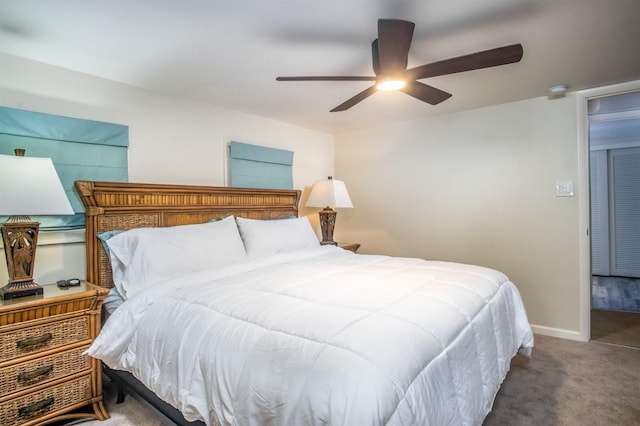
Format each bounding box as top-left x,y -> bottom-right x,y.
371,39 -> 381,75
405,43 -> 523,80
276,76 -> 376,82
330,85 -> 378,112
401,81 -> 452,105
377,19 -> 415,74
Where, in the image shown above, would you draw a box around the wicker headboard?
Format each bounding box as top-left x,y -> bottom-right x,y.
75,180 -> 301,289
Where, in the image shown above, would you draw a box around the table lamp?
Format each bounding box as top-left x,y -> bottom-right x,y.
0,150 -> 74,300
305,176 -> 353,245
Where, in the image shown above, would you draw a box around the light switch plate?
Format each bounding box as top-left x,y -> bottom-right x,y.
555,181 -> 574,197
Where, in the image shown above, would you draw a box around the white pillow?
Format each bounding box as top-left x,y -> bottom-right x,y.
235,216 -> 320,257
106,216 -> 247,299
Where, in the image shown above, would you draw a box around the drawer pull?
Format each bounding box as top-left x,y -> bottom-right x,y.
18,396 -> 54,417
16,333 -> 53,348
17,365 -> 54,382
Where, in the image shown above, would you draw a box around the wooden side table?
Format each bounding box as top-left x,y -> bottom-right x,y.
0,281 -> 109,426
338,243 -> 361,253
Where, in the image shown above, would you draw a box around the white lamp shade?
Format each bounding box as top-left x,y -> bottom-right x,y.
0,154 -> 74,216
305,177 -> 353,208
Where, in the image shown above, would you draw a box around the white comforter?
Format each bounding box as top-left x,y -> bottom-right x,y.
89,247 -> 533,426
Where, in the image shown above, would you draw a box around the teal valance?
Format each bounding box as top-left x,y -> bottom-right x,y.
229,141 -> 293,190
0,106 -> 128,147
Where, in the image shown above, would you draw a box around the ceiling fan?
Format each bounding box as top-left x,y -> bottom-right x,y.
276,19 -> 523,112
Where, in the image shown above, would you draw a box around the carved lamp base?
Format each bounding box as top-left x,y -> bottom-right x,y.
318,207 -> 338,246
1,217 -> 43,300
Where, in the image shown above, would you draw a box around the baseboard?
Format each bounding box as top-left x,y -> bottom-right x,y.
530,324 -> 587,342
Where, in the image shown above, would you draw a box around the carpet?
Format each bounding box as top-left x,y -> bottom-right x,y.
591,309 -> 640,348
63,380 -> 163,426
484,334 -> 640,426
592,275 -> 640,312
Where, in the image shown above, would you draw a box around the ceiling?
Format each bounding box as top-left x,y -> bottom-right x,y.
1,0 -> 640,134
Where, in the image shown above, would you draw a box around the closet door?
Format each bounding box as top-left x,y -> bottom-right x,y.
590,150 -> 609,275
609,146 -> 640,278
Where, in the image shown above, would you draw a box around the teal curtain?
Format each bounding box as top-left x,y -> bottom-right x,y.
229,141 -> 293,189
0,106 -> 128,230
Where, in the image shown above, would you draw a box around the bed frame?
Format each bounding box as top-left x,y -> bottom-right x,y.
74,180 -> 302,425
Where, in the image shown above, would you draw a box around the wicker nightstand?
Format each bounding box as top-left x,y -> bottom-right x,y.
338,243 -> 361,253
0,281 -> 109,426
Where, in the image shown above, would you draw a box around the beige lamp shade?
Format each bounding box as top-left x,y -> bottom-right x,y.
0,154 -> 74,216
305,176 -> 353,208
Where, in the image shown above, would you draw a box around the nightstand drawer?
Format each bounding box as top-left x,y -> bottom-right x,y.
0,316 -> 90,363
0,345 -> 91,398
0,374 -> 92,426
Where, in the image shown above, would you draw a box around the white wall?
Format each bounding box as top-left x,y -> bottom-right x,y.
334,95 -> 582,336
0,53 -> 334,284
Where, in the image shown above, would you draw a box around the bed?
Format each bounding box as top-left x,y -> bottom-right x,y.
75,180 -> 534,426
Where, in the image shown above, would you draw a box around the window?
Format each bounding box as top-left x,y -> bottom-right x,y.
228,141 -> 293,189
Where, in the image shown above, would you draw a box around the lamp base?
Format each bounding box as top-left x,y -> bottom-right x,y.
2,217 -> 41,300
318,208 -> 338,246
1,281 -> 43,300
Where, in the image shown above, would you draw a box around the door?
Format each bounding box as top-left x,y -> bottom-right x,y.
609,147 -> 640,277
590,146 -> 640,278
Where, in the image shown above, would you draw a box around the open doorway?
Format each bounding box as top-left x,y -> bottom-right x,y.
588,90 -> 640,348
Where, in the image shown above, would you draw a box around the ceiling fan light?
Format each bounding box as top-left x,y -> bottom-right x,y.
376,78 -> 406,91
